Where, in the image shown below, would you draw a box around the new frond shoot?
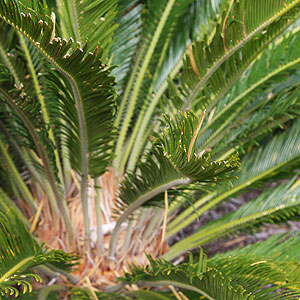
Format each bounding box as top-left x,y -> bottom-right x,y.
159,110 -> 240,184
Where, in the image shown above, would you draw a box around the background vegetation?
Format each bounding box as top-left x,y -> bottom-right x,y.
0,0 -> 300,299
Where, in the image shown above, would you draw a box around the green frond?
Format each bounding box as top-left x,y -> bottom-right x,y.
0,21 -> 26,89
0,0 -> 117,179
120,253 -> 255,300
166,120 -> 300,257
198,27 -> 300,152
117,110 -> 239,213
209,233 -> 300,297
177,176 -> 300,247
223,232 -> 300,262
0,63 -> 73,236
159,111 -> 240,184
110,110 -> 240,259
120,247 -> 300,299
114,0 -> 214,170
110,0 -> 142,93
70,0 -> 119,58
117,147 -> 182,212
0,135 -> 36,212
181,0 -> 300,109
0,211 -> 78,298
213,82 -> 300,156
0,64 -> 59,181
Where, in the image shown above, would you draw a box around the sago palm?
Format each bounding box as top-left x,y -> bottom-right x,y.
0,0 -> 300,299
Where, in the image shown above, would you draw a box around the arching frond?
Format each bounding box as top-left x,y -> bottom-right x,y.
120,252 -> 255,300
0,0 -> 116,179
180,0 -> 300,109
118,111 -> 239,213
175,176 -> 300,247
0,211 -> 78,298
166,120 -> 300,258
114,0 -> 221,170
109,110 -> 239,259
209,233 -> 300,297
213,82 -> 300,156
159,111 -> 240,184
198,27 -> 300,153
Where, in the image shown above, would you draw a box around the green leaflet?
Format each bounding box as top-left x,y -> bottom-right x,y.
0,0 -> 116,179
181,0 -> 300,109
166,120 -> 300,256
0,211 -> 78,298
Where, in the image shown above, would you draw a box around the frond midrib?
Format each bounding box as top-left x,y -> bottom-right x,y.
182,0 -> 300,109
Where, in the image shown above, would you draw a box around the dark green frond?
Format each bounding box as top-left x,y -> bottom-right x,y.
0,64 -> 59,181
199,27 -> 300,153
110,0 -> 142,93
209,234 -> 300,298
118,110 -> 239,212
117,147 -> 182,212
0,0 -> 117,178
176,176 -> 300,249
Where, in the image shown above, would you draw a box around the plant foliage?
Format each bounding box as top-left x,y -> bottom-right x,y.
0,0 -> 300,299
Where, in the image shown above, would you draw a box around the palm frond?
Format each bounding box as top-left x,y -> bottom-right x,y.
0,65 -> 58,180
213,82 -> 300,156
114,0 -> 216,170
110,0 -> 142,93
180,0 -> 300,109
159,111 -> 240,184
209,233 -> 300,297
109,110 -> 239,259
166,119 -> 300,258
171,176 -> 300,251
120,252 -> 255,299
198,27 -> 300,152
0,0 -> 116,179
70,0 -> 119,58
0,63 -> 73,236
122,0 -> 225,173
222,231 -> 300,262
0,0 -> 117,240
0,211 -> 78,298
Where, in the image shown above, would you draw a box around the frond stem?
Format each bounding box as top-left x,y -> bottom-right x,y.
0,256 -> 34,283
17,32 -> 65,189
138,280 -> 215,300
165,153 -> 300,247
108,178 -> 191,259
70,0 -> 81,42
0,43 -> 22,87
197,55 -> 300,141
0,138 -> 36,212
0,88 -> 73,242
127,60 -> 183,171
